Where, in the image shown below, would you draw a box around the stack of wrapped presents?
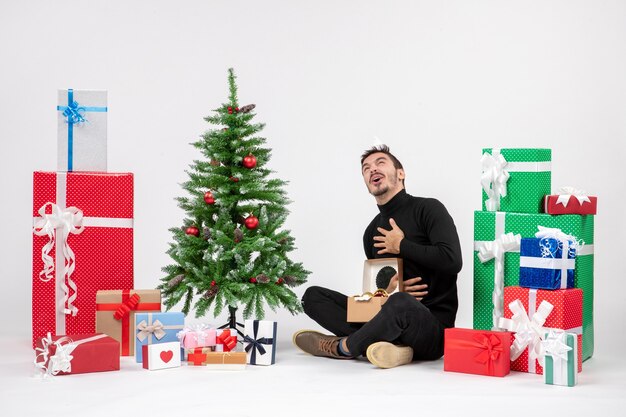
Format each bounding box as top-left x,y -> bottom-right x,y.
444,148 -> 596,387
32,89 -> 277,377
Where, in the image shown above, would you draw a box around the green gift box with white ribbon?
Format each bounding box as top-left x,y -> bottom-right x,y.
473,210 -> 594,360
543,331 -> 578,387
481,148 -> 551,213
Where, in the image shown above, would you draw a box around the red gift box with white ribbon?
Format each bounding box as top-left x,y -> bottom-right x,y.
499,286 -> 583,375
32,172 -> 134,348
543,187 -> 597,215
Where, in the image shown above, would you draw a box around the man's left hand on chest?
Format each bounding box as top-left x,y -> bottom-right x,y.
374,218 -> 405,255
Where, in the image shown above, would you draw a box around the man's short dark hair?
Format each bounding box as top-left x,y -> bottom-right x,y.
360,144 -> 404,185
360,144 -> 404,170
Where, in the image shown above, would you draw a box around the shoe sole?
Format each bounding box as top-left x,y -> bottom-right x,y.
292,329 -> 326,355
366,342 -> 414,369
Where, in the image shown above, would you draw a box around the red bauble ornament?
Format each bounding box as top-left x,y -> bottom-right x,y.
185,226 -> 200,237
276,278 -> 284,285
228,106 -> 233,114
249,277 -> 257,284
244,215 -> 259,230
211,280 -> 216,287
230,176 -> 239,182
204,191 -> 215,204
242,154 -> 257,169
235,107 -> 239,113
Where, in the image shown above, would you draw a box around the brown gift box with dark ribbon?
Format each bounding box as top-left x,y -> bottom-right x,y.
95,289 -> 161,356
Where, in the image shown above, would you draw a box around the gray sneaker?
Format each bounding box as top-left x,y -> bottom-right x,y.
292,330 -> 351,359
366,342 -> 414,368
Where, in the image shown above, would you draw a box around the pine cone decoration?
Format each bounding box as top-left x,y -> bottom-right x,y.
203,227 -> 211,240
240,104 -> 256,113
283,275 -> 297,286
210,159 -> 220,166
234,228 -> 244,243
202,286 -> 218,300
256,274 -> 269,283
168,274 -> 185,288
278,237 -> 289,245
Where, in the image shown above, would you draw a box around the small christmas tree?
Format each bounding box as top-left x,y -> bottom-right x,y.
159,68 -> 309,322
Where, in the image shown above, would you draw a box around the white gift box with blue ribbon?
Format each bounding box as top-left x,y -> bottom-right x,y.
57,89 -> 107,172
243,320 -> 277,366
519,227 -> 579,290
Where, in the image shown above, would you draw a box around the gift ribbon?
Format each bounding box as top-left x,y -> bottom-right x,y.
216,329 -> 237,352
96,290 -> 160,355
481,149 -> 551,211
498,290 -> 554,374
243,321 -> 275,365
33,172 -> 134,336
56,89 -> 108,171
136,313 -> 184,345
187,347 -> 210,365
34,333 -> 107,377
543,330 -> 576,386
446,333 -> 504,376
555,186 -> 592,208
33,202 -> 84,318
476,231 -> 521,330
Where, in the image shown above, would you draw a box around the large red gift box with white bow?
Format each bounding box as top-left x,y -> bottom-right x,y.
500,286 -> 583,374
32,172 -> 134,348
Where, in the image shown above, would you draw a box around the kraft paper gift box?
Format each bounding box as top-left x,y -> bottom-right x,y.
499,286 -> 583,375
57,89 -> 108,172
481,148 -> 551,214
519,237 -> 576,290
473,210 -> 594,360
215,328 -> 238,352
543,331 -> 578,387
243,320 -> 277,365
135,312 -> 185,362
543,187 -> 597,215
347,292 -> 389,323
362,258 -> 403,294
186,348 -> 246,370
96,289 -> 161,356
34,333 -> 119,376
443,328 -> 512,377
142,341 -> 181,370
32,171 -> 134,348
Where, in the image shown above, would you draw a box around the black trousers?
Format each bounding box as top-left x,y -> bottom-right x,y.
302,286 -> 445,360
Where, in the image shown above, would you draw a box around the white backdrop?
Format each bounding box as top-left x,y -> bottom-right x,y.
1,0 -> 624,357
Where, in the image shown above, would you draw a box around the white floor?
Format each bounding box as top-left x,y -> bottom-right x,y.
2,334 -> 625,416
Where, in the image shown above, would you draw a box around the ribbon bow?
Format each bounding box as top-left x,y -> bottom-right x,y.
541,330 -> 572,364
136,319 -> 166,342
473,333 -> 504,375
34,333 -> 77,377
61,100 -> 87,125
216,330 -> 237,352
480,150 -> 510,211
477,232 -> 521,329
113,293 -> 140,320
556,186 -> 591,208
32,202 -> 85,316
244,321 -> 274,358
535,226 -> 582,258
498,299 -> 553,365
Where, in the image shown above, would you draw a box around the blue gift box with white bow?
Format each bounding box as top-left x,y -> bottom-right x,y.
519,237 -> 576,290
243,320 -> 277,366
135,312 -> 185,363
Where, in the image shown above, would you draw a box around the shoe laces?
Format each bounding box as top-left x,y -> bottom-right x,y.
318,338 -> 338,356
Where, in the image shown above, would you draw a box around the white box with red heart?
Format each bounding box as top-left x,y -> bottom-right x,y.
142,341 -> 181,370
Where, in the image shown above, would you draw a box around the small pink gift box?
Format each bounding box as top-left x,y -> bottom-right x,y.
177,325 -> 217,349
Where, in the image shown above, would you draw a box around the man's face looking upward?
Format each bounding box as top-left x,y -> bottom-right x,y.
361,152 -> 405,199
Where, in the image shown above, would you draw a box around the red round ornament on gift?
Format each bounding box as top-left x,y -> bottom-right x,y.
244,215 -> 259,230
242,154 -> 257,169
